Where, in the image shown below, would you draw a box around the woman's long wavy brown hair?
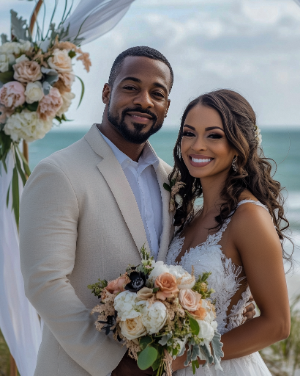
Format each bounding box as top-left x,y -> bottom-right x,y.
170,89 -> 293,264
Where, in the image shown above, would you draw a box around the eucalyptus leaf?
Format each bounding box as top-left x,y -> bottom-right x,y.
12,166 -> 20,228
0,71 -> 14,84
191,344 -> 201,361
211,331 -> 224,371
42,81 -> 51,95
1,33 -> 8,45
10,10 -> 30,41
137,346 -> 158,370
41,67 -> 59,85
158,331 -> 172,346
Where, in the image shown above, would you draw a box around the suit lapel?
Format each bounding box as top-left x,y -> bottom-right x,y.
85,125 -> 149,256
155,159 -> 174,262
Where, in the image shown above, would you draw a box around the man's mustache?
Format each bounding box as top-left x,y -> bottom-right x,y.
121,107 -> 157,123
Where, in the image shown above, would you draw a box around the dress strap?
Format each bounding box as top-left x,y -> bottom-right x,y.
237,199 -> 269,212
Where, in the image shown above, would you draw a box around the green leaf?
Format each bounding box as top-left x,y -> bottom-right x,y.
6,184 -> 10,207
15,151 -> 26,186
152,287 -> 159,293
139,336 -> 153,350
18,148 -> 31,177
26,101 -> 39,112
163,183 -> 171,192
189,316 -> 200,336
75,75 -> 85,109
137,346 -> 158,370
151,357 -> 162,372
12,166 -> 20,228
68,50 -> 76,58
0,71 -> 14,84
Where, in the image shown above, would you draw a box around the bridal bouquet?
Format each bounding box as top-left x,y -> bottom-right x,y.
88,247 -> 223,375
0,3 -> 91,226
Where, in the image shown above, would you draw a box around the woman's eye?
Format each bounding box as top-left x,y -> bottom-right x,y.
182,131 -> 195,137
208,133 -> 223,139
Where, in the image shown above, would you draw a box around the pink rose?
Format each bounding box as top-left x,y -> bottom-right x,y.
179,289 -> 201,312
106,274 -> 131,294
155,272 -> 179,301
13,60 -> 42,83
0,81 -> 25,109
37,87 -> 63,121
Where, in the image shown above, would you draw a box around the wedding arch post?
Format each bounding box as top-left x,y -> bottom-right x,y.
8,2 -> 43,375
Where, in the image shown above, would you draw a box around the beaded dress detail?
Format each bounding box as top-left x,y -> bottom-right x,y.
167,200 -> 272,376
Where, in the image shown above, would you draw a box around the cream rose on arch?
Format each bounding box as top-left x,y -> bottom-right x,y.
48,49 -> 72,73
0,53 -> 15,72
25,81 -> 44,104
56,91 -> 75,117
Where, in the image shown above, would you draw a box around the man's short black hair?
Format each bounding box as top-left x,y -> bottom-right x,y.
108,46 -> 174,90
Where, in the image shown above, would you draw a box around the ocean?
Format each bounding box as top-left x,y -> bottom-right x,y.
29,127 -> 300,296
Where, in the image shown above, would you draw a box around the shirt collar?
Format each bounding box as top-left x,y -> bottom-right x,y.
99,130 -> 159,172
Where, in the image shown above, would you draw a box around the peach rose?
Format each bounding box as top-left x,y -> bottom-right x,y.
191,301 -> 207,320
179,289 -> 201,311
155,272 -> 179,301
37,87 -> 63,121
0,81 -> 25,109
136,287 -> 154,300
13,60 -> 42,83
48,49 -> 72,73
106,274 -> 130,294
54,72 -> 75,93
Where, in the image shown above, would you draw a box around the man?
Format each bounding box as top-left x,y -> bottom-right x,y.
20,46 -> 254,376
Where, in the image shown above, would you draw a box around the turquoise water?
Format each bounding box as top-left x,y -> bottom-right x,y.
29,127 -> 300,263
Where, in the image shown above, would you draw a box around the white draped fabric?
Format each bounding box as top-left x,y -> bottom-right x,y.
60,0 -> 136,45
0,151 -> 42,376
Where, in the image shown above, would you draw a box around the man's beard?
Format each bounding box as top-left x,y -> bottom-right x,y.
107,105 -> 163,144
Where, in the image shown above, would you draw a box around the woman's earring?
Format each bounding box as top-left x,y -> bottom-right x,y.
232,156 -> 237,172
177,145 -> 182,159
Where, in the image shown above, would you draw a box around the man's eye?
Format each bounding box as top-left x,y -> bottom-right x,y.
182,131 -> 195,137
123,86 -> 136,90
153,91 -> 164,98
208,133 -> 223,139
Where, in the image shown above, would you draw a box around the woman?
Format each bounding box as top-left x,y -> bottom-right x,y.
166,89 -> 291,375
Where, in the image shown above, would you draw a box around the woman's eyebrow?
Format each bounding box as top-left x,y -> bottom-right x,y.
183,124 -> 195,130
205,126 -> 224,131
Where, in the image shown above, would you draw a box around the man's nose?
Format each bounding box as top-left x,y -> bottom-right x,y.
132,90 -> 153,108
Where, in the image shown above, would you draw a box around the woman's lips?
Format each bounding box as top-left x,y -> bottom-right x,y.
189,155 -> 214,167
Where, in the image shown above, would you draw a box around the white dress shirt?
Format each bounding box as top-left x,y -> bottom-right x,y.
100,131 -> 163,260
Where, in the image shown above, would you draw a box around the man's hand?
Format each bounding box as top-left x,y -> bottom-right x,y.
111,352 -> 154,376
243,295 -> 256,321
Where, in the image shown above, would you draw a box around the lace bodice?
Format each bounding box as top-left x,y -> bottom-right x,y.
166,200 -> 268,335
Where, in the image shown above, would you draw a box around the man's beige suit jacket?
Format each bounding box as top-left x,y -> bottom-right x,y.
19,124 -> 173,376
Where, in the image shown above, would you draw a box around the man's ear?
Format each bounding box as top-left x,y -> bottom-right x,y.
102,83 -> 111,105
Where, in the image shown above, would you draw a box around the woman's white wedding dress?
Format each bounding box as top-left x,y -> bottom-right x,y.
166,200 -> 272,376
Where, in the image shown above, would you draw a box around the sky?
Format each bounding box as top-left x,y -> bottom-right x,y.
1,0 -> 300,129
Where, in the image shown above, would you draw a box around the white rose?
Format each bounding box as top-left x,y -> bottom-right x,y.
201,300 -> 216,323
0,41 -> 31,55
25,81 -> 44,103
148,261 -> 170,283
114,290 -> 145,321
142,301 -> 167,334
4,110 -> 52,142
168,265 -> 195,289
119,316 -> 147,340
197,320 -> 215,342
15,54 -> 29,64
56,91 -> 75,117
48,49 -> 72,73
0,53 -> 15,72
19,40 -> 32,52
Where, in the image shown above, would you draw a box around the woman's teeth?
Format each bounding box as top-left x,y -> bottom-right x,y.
192,158 -> 212,163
